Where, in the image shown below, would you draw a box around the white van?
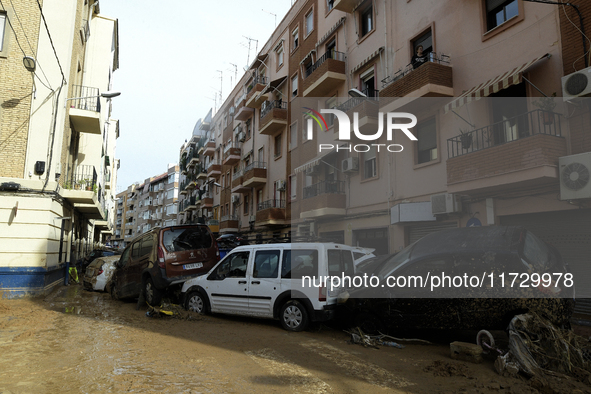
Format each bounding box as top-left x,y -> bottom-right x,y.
181,243 -> 369,331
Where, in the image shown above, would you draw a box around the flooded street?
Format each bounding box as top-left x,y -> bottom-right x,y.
1,285 -> 590,394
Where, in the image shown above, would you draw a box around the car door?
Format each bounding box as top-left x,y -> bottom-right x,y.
205,250 -> 251,315
118,243 -> 137,298
126,235 -> 153,296
248,249 -> 281,317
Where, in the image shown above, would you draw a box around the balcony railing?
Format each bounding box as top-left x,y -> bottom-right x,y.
257,199 -> 286,211
304,50 -> 346,79
224,141 -> 242,153
232,169 -> 243,181
207,219 -> 220,226
260,100 -> 287,119
67,164 -> 97,191
381,51 -> 451,88
207,159 -> 221,169
69,85 -> 100,112
221,214 -> 239,222
246,75 -> 268,94
447,109 -> 563,159
243,161 -> 267,173
303,180 -> 346,199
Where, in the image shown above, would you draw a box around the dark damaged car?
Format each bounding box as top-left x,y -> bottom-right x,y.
111,224 -> 220,305
339,226 -> 575,333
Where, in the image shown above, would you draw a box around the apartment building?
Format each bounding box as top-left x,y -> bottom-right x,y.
179,0 -> 591,311
0,0 -> 120,297
114,165 -> 180,248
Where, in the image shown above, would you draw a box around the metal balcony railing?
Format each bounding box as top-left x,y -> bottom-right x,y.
243,161 -> 267,173
257,199 -> 286,211
69,85 -> 101,112
336,88 -> 379,113
381,51 -> 451,88
447,109 -> 563,159
260,100 -> 287,119
221,214 -> 239,222
304,50 -> 346,79
207,160 -> 221,169
224,141 -> 242,153
232,169 -> 243,181
246,75 -> 268,94
68,164 -> 97,191
303,180 -> 346,200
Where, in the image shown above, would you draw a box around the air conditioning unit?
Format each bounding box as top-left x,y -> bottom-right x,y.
249,215 -> 256,223
207,211 -> 213,218
562,66 -> 591,101
430,193 -> 462,215
276,180 -> 286,191
342,157 -> 359,173
231,195 -> 240,204
238,131 -> 246,142
559,153 -> 591,200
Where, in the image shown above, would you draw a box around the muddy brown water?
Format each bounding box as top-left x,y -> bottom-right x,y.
0,284 -> 589,393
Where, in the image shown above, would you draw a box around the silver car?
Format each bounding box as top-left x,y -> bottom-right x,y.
83,256 -> 120,292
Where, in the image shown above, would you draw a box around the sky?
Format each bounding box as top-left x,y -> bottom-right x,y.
99,0 -> 293,193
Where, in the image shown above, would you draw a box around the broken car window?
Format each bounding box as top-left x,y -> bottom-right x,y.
162,227 -> 212,252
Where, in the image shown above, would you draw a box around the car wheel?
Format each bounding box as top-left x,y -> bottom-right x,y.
280,300 -> 309,332
110,279 -> 119,301
185,291 -> 206,313
144,277 -> 163,306
354,312 -> 386,335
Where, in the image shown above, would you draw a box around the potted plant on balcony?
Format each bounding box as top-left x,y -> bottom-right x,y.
532,93 -> 557,125
459,128 -> 473,150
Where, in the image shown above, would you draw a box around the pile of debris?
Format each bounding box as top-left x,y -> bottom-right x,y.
495,313 -> 591,384
345,327 -> 432,349
145,302 -> 205,321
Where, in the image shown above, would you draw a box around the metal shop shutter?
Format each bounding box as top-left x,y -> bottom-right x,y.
500,209 -> 591,315
408,222 -> 459,245
353,228 -> 389,256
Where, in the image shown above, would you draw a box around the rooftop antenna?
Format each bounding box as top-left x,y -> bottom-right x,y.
262,9 -> 277,28
217,70 -> 223,102
229,63 -> 238,88
243,36 -> 258,69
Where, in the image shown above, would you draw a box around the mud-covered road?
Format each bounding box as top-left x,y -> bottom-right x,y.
1,284 -> 590,394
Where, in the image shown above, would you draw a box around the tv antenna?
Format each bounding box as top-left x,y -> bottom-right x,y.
243,36 -> 258,69
262,9 -> 277,27
216,70 -> 223,101
229,63 -> 238,88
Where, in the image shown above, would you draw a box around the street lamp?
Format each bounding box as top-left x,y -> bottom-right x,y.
64,91 -> 121,107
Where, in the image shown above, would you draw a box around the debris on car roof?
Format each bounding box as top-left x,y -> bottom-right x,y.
495,313 -> 591,383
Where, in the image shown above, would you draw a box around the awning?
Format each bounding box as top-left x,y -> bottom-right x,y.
317,17 -> 346,47
351,46 -> 384,74
294,149 -> 340,174
262,76 -> 287,95
300,49 -> 316,65
249,54 -> 269,70
443,53 -> 551,114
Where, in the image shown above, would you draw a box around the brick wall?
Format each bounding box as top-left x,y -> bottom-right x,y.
260,107 -> 287,129
380,62 -> 453,98
0,1 -> 42,177
559,0 -> 591,75
301,57 -> 346,94
300,193 -> 346,214
447,134 -> 567,185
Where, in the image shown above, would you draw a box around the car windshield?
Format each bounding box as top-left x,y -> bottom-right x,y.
522,231 -> 552,271
376,241 -> 417,279
162,227 -> 212,252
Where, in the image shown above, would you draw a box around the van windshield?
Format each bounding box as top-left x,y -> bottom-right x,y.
162,227 -> 212,252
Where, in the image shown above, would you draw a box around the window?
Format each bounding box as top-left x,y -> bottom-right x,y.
246,119 -> 252,140
292,27 -> 299,50
223,113 -> 228,129
363,146 -> 377,179
326,38 -> 336,59
327,0 -> 334,11
282,249 -> 318,279
0,11 -> 7,54
416,118 -> 438,164
244,195 -> 249,215
486,0 -> 518,31
274,134 -> 282,158
140,236 -> 153,257
290,175 -> 297,201
360,69 -> 376,97
253,250 -> 280,278
258,147 -> 264,163
276,46 -> 284,67
360,4 -> 373,37
209,252 -> 250,280
303,116 -> 313,143
305,10 -> 314,37
289,122 -> 298,150
291,74 -> 298,98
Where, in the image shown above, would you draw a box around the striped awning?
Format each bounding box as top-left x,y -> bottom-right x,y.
293,149 -> 340,174
443,53 -> 551,114
351,47 -> 384,74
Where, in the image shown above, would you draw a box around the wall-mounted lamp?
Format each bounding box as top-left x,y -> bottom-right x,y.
23,56 -> 36,72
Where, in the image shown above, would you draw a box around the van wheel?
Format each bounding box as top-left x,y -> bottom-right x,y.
280,300 -> 309,332
144,277 -> 163,306
185,291 -> 206,313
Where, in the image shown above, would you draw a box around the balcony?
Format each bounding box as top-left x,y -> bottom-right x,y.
236,104 -> 254,121
303,51 -> 346,97
196,164 -> 207,180
380,54 -> 453,101
332,0 -> 358,13
256,199 -> 286,226
104,171 -> 112,189
335,89 -> 380,134
223,142 -> 242,166
231,169 -> 249,193
188,149 -> 199,167
220,214 -> 240,233
259,100 -> 288,135
179,181 -> 188,195
61,164 -> 98,202
187,196 -> 198,211
245,76 -> 269,108
301,180 -> 346,219
242,161 -> 267,188
446,110 -> 565,197
207,160 -> 222,178
68,85 -> 102,134
204,139 -> 216,157
206,219 -> 219,233
201,192 -> 213,208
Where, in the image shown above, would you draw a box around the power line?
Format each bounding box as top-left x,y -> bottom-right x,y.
35,0 -> 66,84
7,0 -> 53,90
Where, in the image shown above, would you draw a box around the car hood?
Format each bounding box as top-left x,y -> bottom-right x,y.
181,274 -> 208,292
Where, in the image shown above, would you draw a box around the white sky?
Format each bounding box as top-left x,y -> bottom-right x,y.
99,0 -> 293,192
